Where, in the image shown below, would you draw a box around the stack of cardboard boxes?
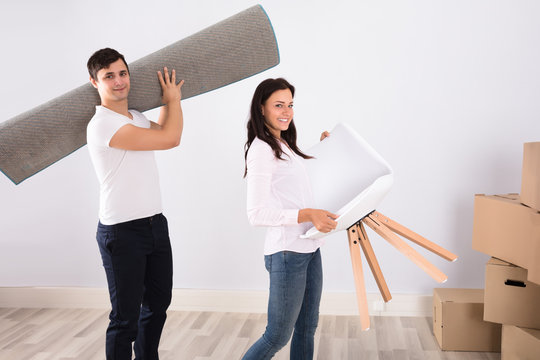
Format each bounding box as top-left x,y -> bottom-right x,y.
432,142 -> 540,358
471,142 -> 540,359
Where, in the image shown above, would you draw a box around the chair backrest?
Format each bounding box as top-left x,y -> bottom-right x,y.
302,123 -> 393,239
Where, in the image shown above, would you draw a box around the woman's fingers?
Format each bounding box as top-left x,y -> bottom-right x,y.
326,211 -> 338,220
320,131 -> 330,141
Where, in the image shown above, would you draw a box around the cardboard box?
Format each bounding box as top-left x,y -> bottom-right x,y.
484,258 -> 540,329
521,142 -> 540,211
472,193 -> 540,285
502,325 -> 540,360
433,288 -> 501,352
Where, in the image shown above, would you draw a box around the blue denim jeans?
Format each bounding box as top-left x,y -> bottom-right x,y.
97,213 -> 173,360
243,249 -> 323,360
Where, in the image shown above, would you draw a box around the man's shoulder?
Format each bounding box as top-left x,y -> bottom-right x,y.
129,109 -> 144,117
89,106 -> 133,125
128,109 -> 151,128
89,106 -> 115,124
87,106 -> 129,143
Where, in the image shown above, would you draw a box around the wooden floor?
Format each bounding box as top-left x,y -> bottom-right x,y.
0,308 -> 500,360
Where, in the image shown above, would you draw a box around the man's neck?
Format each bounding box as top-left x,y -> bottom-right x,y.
101,100 -> 131,119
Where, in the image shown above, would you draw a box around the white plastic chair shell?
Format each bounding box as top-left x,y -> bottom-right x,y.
302,123 -> 393,239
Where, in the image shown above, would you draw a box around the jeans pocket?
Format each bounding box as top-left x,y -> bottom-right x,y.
264,254 -> 272,272
97,223 -> 116,254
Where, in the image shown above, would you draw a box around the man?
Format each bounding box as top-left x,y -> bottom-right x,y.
86,48 -> 184,359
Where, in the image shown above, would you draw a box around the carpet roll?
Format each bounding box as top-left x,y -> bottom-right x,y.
0,5 -> 279,184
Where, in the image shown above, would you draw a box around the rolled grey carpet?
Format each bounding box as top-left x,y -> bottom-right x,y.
0,5 -> 279,185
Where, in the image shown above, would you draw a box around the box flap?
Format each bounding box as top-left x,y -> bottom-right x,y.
502,325 -> 540,358
489,257 -> 518,267
433,288 -> 484,303
522,327 -> 540,340
494,193 -> 520,201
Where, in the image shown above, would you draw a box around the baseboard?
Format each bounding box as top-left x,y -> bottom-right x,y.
0,287 -> 432,317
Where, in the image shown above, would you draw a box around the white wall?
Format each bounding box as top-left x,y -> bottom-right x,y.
1,0 -> 539,295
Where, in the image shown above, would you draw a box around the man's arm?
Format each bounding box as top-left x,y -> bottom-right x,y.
109,68 -> 184,150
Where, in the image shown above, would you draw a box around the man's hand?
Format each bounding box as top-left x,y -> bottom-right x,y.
157,67 -> 184,105
298,208 -> 338,233
108,67 -> 185,151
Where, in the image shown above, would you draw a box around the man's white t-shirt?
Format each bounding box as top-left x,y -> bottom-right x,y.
87,106 -> 162,225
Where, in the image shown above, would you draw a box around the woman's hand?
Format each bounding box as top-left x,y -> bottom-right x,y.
320,131 -> 330,141
298,208 -> 338,233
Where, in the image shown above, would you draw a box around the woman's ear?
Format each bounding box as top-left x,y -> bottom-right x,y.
260,105 -> 264,116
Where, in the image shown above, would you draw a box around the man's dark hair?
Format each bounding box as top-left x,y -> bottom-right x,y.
87,48 -> 129,80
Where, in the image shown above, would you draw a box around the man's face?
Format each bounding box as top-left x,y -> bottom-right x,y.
90,58 -> 130,104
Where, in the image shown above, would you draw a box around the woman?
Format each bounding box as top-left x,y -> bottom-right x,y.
243,78 -> 338,359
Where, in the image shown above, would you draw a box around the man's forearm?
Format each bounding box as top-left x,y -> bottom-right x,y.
160,102 -> 183,145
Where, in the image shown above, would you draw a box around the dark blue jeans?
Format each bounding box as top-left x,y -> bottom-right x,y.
242,249 -> 323,360
97,213 -> 173,360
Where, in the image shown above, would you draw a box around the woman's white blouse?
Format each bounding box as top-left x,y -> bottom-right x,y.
246,137 -> 324,255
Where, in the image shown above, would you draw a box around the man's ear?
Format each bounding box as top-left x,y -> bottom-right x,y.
90,76 -> 98,89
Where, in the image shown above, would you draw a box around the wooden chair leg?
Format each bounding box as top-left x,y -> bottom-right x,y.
370,211 -> 458,262
362,216 -> 448,283
355,222 -> 392,302
347,225 -> 371,331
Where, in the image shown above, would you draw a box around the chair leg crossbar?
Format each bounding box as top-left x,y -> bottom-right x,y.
346,211 -> 458,331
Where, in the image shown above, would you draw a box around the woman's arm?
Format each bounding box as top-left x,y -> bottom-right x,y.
298,208 -> 338,233
246,142 -> 299,226
246,141 -> 337,233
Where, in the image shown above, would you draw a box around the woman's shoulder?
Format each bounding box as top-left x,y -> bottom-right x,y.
247,138 -> 275,161
250,137 -> 275,152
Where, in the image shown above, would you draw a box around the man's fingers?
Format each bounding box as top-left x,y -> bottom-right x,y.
164,67 -> 170,83
157,71 -> 165,87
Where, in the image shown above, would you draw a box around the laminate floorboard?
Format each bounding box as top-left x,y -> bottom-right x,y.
0,308 -> 501,359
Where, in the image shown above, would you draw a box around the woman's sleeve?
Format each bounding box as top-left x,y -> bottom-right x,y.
246,142 -> 299,226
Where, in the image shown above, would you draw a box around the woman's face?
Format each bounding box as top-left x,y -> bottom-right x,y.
261,88 -> 294,138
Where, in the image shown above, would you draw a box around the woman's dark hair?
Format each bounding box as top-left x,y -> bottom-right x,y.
244,78 -> 312,177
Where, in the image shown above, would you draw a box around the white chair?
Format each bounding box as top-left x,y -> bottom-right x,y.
302,123 -> 457,330
303,123 -> 394,239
